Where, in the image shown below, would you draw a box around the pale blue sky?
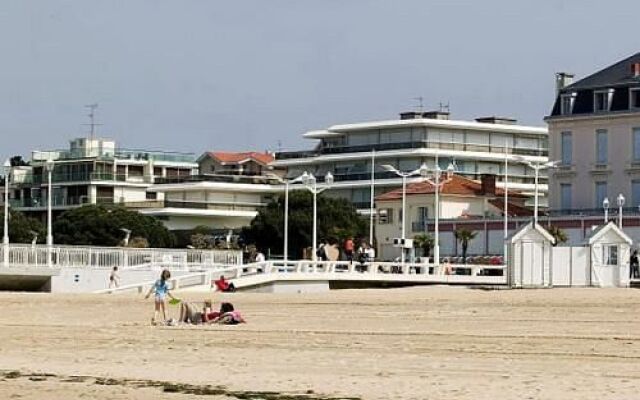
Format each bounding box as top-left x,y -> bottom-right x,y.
1,0 -> 638,162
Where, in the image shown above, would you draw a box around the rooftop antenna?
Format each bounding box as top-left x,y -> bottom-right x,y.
413,96 -> 424,113
438,102 -> 450,113
277,140 -> 283,153
83,103 -> 102,141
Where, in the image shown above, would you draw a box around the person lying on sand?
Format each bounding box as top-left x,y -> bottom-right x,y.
206,302 -> 246,325
179,299 -> 214,325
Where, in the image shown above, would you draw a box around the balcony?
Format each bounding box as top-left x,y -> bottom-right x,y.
9,196 -> 114,209
21,172 -> 153,185
37,148 -> 196,163
276,141 -> 548,160
154,174 -> 278,185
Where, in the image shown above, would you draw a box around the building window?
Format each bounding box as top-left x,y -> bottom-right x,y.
630,88 -> 640,109
594,89 -> 613,112
633,180 -> 640,207
561,131 -> 572,165
603,245 -> 618,266
560,183 -> 572,210
595,181 -> 608,207
378,208 -> 393,224
596,129 -> 608,164
634,128 -> 640,161
560,93 -> 576,115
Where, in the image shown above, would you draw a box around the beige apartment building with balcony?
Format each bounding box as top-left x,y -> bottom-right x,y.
547,52 -> 640,213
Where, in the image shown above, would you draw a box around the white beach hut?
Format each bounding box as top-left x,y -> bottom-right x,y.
508,222 -> 555,288
583,222 -> 632,288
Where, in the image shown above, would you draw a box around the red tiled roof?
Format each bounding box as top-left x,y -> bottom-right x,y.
488,198 -> 534,217
375,174 -> 524,201
206,151 -> 274,166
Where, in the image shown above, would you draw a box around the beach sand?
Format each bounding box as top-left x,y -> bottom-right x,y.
1,287 -> 640,399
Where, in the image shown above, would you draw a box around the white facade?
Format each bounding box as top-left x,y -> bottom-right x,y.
7,138 -> 198,215
274,113 -> 549,208
140,180 -> 280,231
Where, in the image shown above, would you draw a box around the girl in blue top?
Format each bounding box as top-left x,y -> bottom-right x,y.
145,269 -> 177,325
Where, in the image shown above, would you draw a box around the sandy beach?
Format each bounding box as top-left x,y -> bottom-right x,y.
1,287 -> 640,399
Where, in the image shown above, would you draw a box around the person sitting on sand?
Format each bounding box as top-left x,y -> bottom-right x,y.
145,269 -> 177,325
213,275 -> 236,292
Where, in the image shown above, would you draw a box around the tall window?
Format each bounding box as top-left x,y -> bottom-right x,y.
630,88 -> 640,109
560,93 -> 576,115
416,207 -> 428,222
634,128 -> 640,161
594,90 -> 612,112
595,182 -> 608,207
603,245 -> 618,266
633,180 -> 640,207
560,184 -> 572,210
596,129 -> 608,164
561,131 -> 572,165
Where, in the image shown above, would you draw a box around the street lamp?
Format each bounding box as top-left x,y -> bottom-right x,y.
381,163 -> 429,264
300,171 -> 334,262
269,174 -> 305,263
45,158 -> 54,267
420,160 -> 455,267
3,159 -> 10,267
514,157 -> 560,225
617,193 -> 625,228
603,197 -> 610,224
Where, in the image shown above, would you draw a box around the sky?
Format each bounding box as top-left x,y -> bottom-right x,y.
1,0 -> 639,162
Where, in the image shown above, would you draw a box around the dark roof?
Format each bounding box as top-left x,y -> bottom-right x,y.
564,52 -> 640,91
548,52 -> 640,118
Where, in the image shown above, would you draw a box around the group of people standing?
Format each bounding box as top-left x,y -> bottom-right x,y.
316,237 -> 375,264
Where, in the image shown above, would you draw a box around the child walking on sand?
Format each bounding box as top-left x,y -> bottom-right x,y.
145,269 -> 177,325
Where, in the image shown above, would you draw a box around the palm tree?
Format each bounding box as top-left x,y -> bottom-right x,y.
454,228 -> 477,264
413,233 -> 435,259
546,225 -> 568,246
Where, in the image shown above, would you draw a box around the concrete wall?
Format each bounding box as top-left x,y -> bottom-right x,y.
243,281 -> 330,294
49,268 -> 191,293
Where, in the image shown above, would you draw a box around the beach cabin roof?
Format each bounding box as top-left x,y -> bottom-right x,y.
508,221 -> 556,245
582,221 -> 632,246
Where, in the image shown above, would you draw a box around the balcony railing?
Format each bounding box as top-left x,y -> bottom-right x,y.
25,172 -> 153,185
276,141 -> 548,160
35,148 -> 196,163
154,174 -> 278,185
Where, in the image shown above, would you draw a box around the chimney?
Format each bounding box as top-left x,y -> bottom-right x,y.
475,116 -> 517,125
555,72 -> 574,94
422,110 -> 450,120
632,63 -> 640,78
481,174 -> 496,196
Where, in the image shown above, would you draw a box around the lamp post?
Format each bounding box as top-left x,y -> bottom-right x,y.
514,158 -> 560,225
45,158 -> 54,267
381,163 -> 429,264
503,149 -> 509,260
3,159 -> 10,267
603,197 -> 610,224
301,171 -> 334,262
617,193 -> 625,228
421,160 -> 455,267
269,174 -> 305,263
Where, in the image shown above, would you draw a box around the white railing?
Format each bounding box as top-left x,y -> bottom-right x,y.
0,244 -> 243,269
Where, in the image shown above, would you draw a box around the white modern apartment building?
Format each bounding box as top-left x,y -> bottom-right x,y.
135,151 -> 281,231
547,52 -> 640,214
273,112 -> 549,210
7,137 -> 197,220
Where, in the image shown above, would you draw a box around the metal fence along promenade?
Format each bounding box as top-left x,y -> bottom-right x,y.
0,244 -> 243,269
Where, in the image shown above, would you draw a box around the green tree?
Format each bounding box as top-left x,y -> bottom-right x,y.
53,204 -> 175,248
454,227 -> 477,264
546,225 -> 568,247
413,233 -> 435,258
9,156 -> 28,167
0,210 -> 45,243
242,191 -> 367,259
